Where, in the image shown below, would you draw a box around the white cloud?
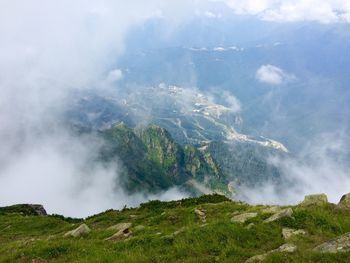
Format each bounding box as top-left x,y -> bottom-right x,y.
237,132 -> 350,205
0,0 -> 196,217
256,64 -> 293,85
221,0 -> 350,23
106,69 -> 123,83
222,91 -> 241,113
203,11 -> 222,18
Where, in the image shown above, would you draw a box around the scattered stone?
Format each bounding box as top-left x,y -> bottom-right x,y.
2,225 -> 11,231
231,212 -> 258,223
314,233 -> 350,253
337,193 -> 350,210
299,194 -> 328,206
105,223 -> 132,241
246,244 -> 297,262
107,222 -> 132,232
31,259 -> 48,263
64,224 -> 91,238
246,254 -> 267,263
264,208 -> 293,223
195,209 -> 206,223
282,228 -> 307,240
275,243 -> 297,253
129,214 -> 137,219
173,227 -> 185,236
261,206 -> 282,214
246,223 -> 255,230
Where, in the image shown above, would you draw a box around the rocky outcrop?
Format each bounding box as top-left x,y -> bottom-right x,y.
102,123 -> 228,195
299,194 -> 328,206
314,233 -> 350,253
282,228 -> 307,240
194,209 -> 206,223
231,212 -> 258,223
264,208 -> 293,223
337,193 -> 350,210
246,243 -> 297,262
28,205 -> 47,216
64,224 -> 91,238
0,204 -> 47,216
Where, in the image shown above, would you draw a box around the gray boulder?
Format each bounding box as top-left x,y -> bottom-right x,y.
264,208 -> 293,223
337,193 -> 350,210
105,223 -> 132,241
299,194 -> 328,206
231,212 -> 258,223
282,228 -> 307,240
194,209 -> 206,223
64,224 -> 91,238
314,233 -> 350,253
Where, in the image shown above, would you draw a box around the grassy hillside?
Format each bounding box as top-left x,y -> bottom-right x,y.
1,194 -> 350,262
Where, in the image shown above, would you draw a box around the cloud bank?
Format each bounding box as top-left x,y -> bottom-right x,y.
238,131 -> 350,205
222,0 -> 350,23
0,0 -> 197,217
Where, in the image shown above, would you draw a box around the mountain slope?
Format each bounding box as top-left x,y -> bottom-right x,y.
100,123 -> 229,195
2,194 -> 350,262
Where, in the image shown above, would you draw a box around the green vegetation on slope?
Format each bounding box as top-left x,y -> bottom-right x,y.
100,123 -> 228,195
2,194 -> 350,262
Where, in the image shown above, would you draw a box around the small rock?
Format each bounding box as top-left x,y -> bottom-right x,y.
337,193 -> 350,210
282,228 -> 307,240
105,224 -> 132,241
231,212 -> 258,223
274,243 -> 297,253
107,222 -> 132,232
245,244 -> 297,262
299,194 -> 328,206
245,254 -> 267,263
64,224 -> 91,238
264,208 -> 293,223
246,223 -> 255,230
31,259 -> 48,263
173,227 -> 185,236
314,232 -> 350,253
195,209 -> 206,223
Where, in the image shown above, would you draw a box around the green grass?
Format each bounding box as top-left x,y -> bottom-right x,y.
1,195 -> 350,262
